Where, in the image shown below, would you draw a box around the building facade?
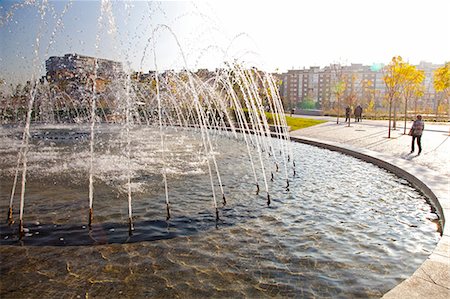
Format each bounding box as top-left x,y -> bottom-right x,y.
45,53 -> 124,92
278,62 -> 442,111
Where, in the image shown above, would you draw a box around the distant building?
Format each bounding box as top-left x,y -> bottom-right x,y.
417,61 -> 441,112
278,61 -> 442,111
45,53 -> 124,92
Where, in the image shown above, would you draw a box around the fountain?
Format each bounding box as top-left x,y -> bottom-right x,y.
0,1 -> 440,298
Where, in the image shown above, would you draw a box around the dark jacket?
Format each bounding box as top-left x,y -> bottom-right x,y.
411,120 -> 424,136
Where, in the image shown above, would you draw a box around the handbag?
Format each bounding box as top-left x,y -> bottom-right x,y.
408,128 -> 414,136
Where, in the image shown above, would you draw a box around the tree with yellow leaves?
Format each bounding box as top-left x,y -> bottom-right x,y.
433,62 -> 450,119
383,56 -> 406,138
330,63 -> 346,124
401,64 -> 425,134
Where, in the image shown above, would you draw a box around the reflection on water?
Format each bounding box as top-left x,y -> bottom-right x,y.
0,125 -> 440,298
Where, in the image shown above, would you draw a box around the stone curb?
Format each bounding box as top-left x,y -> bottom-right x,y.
290,135 -> 450,299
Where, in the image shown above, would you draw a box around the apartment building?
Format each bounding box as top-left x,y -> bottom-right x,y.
279,62 -> 442,111
45,53 -> 124,91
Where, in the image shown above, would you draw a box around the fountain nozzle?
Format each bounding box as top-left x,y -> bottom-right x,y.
267,194 -> 271,206
215,208 -> 220,221
7,207 -> 14,225
128,217 -> 134,236
166,203 -> 171,220
256,184 -> 260,195
19,219 -> 24,239
222,194 -> 226,206
88,208 -> 93,228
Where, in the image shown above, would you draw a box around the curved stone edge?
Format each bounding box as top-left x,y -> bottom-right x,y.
290,136 -> 450,299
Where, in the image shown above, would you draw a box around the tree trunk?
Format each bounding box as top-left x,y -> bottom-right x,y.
403,98 -> 408,135
336,97 -> 340,124
393,101 -> 397,130
388,99 -> 392,138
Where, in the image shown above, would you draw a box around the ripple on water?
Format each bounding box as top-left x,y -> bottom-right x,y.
0,126 -> 440,298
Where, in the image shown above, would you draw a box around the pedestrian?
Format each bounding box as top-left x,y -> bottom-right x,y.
291,107 -> 296,116
409,114 -> 424,155
354,105 -> 363,122
345,106 -> 351,122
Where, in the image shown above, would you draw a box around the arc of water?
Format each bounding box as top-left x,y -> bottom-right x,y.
252,70 -> 289,185
7,135 -> 23,225
245,70 -> 280,185
265,73 -> 295,175
170,72 -> 227,208
209,70 -> 239,139
245,69 -> 276,155
18,80 -> 40,236
124,73 -> 134,232
152,40 -> 171,220
190,88 -> 220,219
233,66 -> 271,205
88,60 -> 98,227
193,82 -> 227,205
200,75 -> 237,137
17,0 -> 50,236
155,24 -> 221,219
221,73 -> 260,195
241,70 -> 271,155
88,0 -> 116,227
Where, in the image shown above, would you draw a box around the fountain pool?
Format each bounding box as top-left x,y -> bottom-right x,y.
0,125 -> 440,298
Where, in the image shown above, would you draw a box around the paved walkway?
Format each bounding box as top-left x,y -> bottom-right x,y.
291,116 -> 449,176
289,115 -> 449,298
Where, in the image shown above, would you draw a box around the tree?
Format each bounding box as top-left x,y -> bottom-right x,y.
401,64 -> 424,134
366,98 -> 375,116
299,97 -> 316,109
330,64 -> 346,124
383,56 -> 407,138
433,62 -> 450,120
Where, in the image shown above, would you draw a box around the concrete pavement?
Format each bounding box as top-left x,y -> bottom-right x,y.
289,115 -> 449,298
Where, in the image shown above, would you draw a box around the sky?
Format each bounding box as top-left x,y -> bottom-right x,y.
0,0 -> 449,86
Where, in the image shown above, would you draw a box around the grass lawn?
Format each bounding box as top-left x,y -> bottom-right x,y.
266,113 -> 327,131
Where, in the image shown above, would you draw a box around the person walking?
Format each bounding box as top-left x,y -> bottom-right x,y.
345,106 -> 351,122
354,105 -> 363,122
409,114 -> 424,155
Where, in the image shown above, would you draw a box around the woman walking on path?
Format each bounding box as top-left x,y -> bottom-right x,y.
409,115 -> 424,155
